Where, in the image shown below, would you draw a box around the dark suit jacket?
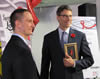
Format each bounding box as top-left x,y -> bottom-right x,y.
40,28 -> 94,79
2,35 -> 39,79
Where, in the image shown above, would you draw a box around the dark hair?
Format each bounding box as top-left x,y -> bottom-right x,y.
10,9 -> 29,30
56,5 -> 72,16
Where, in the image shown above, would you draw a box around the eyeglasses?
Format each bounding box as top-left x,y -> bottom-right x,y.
59,15 -> 72,18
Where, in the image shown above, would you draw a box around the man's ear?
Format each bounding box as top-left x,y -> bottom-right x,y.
57,15 -> 60,20
15,20 -> 21,28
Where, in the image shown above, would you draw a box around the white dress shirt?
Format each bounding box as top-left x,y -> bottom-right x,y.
58,27 -> 70,43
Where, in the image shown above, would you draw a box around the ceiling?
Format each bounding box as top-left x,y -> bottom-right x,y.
37,0 -> 96,7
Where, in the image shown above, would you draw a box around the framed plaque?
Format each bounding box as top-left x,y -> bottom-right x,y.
64,43 -> 78,60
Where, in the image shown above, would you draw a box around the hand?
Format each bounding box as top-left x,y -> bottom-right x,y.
63,52 -> 74,67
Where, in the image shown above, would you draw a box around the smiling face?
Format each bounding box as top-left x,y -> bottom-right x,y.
15,11 -> 35,39
57,9 -> 72,31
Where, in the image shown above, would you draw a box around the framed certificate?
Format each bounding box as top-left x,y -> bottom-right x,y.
64,43 -> 78,60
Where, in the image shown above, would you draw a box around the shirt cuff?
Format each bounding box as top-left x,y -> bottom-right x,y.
73,60 -> 76,67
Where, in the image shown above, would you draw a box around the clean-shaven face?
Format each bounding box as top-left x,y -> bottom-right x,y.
57,9 -> 72,30
19,12 -> 35,37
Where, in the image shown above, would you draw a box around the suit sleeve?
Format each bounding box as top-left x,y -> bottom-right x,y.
75,33 -> 94,71
13,56 -> 29,79
40,36 -> 51,79
13,49 -> 38,79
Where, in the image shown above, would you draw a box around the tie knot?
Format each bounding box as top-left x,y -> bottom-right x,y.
62,31 -> 67,37
63,31 -> 65,33
62,31 -> 65,36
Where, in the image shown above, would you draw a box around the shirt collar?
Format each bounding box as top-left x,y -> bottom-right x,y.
58,27 -> 70,40
58,27 -> 70,34
12,33 -> 28,45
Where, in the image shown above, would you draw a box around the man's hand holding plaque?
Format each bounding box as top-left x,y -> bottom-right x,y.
63,53 -> 74,67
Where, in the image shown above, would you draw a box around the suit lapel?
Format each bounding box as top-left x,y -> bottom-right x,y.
53,29 -> 65,56
54,29 -> 62,49
68,28 -> 76,43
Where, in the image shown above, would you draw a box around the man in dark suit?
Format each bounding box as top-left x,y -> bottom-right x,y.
40,5 -> 94,79
2,9 -> 39,79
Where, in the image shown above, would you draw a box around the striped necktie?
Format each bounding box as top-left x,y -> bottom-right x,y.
60,32 -> 65,50
60,32 -> 68,51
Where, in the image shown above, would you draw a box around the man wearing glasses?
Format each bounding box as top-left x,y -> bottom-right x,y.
40,5 -> 94,79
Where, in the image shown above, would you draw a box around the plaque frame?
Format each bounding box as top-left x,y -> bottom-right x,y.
64,43 -> 78,60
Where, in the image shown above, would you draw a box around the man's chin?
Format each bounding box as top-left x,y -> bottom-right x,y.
28,32 -> 33,36
30,32 -> 33,35
66,24 -> 71,27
